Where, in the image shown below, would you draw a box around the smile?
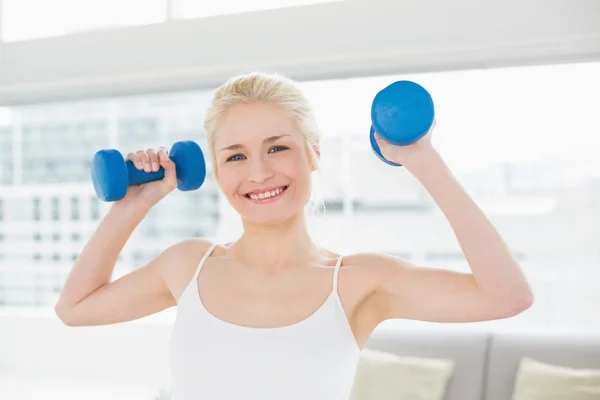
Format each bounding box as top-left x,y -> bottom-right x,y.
244,185 -> 289,203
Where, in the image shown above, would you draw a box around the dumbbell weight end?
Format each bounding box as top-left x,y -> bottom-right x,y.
369,80 -> 435,167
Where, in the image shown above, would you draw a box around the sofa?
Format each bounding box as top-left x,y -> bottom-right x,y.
2,313 -> 600,399
357,323 -> 600,400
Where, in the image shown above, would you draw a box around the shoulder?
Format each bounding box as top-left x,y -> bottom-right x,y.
341,252 -> 413,277
157,238 -> 216,298
337,252 -> 414,297
332,252 -> 414,334
158,238 -> 214,268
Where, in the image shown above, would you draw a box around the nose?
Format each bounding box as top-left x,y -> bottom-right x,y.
247,156 -> 274,183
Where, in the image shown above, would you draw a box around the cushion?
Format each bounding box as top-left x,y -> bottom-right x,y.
350,348 -> 454,400
484,330 -> 600,400
363,324 -> 488,400
512,357 -> 600,400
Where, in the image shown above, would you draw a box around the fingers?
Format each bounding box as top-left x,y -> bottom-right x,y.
125,152 -> 144,170
126,147 -> 168,172
136,150 -> 151,172
147,148 -> 160,172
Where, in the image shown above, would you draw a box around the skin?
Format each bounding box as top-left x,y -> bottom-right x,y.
55,101 -> 534,350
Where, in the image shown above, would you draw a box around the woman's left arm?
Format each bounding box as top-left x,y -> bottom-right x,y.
363,127 -> 534,323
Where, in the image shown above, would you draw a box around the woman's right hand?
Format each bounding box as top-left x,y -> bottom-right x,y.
118,147 -> 178,210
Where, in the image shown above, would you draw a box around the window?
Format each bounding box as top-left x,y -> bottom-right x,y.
21,121 -> 109,184
2,0 -> 168,42
32,197 -> 41,220
51,197 -> 60,221
70,196 -> 80,221
90,197 -> 101,220
0,128 -> 13,185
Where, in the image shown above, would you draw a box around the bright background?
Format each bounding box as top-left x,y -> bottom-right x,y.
1,1 -> 599,399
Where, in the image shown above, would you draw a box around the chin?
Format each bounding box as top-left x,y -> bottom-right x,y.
243,212 -> 295,227
232,185 -> 310,226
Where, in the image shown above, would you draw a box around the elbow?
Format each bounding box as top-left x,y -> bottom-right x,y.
54,303 -> 80,326
54,304 -> 71,325
496,285 -> 535,318
507,292 -> 534,317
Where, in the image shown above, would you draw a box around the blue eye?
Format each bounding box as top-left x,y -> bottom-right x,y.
226,154 -> 245,162
269,145 -> 288,153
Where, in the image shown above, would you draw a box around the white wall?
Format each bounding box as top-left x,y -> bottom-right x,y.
1,0 -> 599,104
0,311 -> 174,389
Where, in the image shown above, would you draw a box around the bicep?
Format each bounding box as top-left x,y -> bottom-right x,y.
56,239 -> 206,326
58,262 -> 175,326
370,255 -> 505,323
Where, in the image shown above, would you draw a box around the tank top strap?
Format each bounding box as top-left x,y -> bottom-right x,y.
332,255 -> 343,293
193,242 -> 218,281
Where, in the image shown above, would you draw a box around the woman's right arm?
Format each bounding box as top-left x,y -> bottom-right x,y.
55,205 -> 169,326
55,146 -> 192,326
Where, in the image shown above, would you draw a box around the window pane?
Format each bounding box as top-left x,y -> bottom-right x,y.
317,136 -> 344,206
172,0 -> 345,20
349,135 -> 430,211
2,0 -> 167,42
0,127 -> 13,185
20,109 -> 109,184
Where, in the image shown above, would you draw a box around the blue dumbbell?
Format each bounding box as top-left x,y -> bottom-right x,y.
370,80 -> 435,166
91,140 -> 206,202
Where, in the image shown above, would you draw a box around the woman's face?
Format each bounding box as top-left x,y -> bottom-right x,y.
213,102 -> 316,226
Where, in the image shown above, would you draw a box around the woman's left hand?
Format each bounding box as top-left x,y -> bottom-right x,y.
373,119 -> 437,169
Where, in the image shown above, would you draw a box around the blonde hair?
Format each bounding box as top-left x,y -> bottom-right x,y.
203,71 -> 321,177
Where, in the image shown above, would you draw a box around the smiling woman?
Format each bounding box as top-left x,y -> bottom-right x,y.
209,101 -> 318,225
202,74 -> 323,227
53,70 -> 534,400
0,54 -> 596,400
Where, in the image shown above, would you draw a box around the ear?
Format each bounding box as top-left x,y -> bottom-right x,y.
311,145 -> 320,171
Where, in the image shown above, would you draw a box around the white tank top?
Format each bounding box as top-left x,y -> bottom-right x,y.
168,243 -> 361,400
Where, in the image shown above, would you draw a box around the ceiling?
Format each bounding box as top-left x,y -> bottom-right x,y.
0,0 -> 599,105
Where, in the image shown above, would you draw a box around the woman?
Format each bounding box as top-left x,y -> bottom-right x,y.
55,72 -> 533,399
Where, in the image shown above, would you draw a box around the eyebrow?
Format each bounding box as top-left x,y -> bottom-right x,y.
219,134 -> 290,152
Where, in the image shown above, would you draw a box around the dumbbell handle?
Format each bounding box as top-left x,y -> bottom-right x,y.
126,160 -> 170,187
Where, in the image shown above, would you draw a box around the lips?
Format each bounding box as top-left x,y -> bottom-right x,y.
244,185 -> 289,202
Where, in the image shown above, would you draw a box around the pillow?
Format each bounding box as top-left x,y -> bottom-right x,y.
349,348 -> 454,400
512,357 -> 600,400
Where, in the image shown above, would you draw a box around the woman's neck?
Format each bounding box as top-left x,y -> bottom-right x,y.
230,211 -> 322,273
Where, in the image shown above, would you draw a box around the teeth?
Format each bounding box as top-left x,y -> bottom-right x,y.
248,187 -> 285,200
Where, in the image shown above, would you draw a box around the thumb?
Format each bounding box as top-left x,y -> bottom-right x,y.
158,149 -> 178,191
373,131 -> 389,151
